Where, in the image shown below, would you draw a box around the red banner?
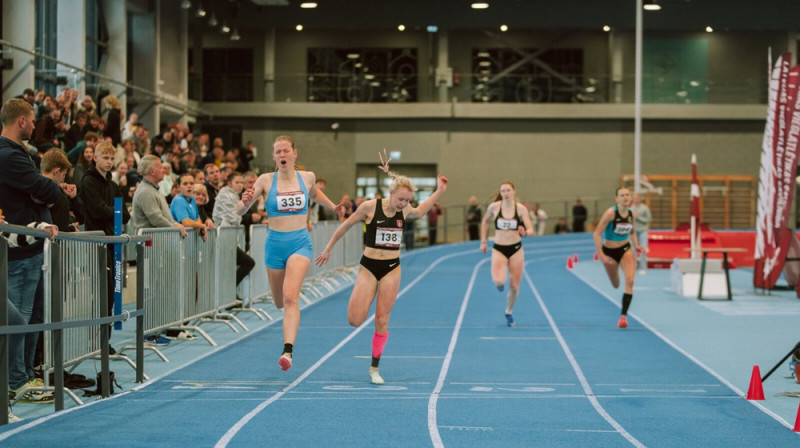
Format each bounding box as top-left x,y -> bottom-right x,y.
690,154 -> 700,253
754,52 -> 800,289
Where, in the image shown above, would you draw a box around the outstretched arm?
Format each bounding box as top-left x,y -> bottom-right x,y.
237,174 -> 267,216
315,200 -> 374,266
405,175 -> 448,220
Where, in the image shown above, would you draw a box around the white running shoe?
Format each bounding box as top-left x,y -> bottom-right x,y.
369,369 -> 384,385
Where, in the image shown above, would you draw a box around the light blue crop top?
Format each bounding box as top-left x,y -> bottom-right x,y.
266,171 -> 309,217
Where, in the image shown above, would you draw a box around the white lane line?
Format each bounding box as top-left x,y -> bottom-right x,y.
427,257 -> 490,448
214,249 -> 477,448
523,269 -> 646,448
570,268 -> 794,429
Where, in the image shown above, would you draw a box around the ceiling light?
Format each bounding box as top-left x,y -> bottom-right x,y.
643,0 -> 661,11
500,24 -> 508,32
705,26 -> 714,32
471,2 -> 489,9
181,0 -> 192,9
427,25 -> 438,32
296,24 -> 304,31
208,14 -> 218,27
221,23 -> 230,33
603,25 -> 611,32
195,3 -> 206,17
300,2 -> 317,8
398,24 -> 405,31
230,29 -> 241,41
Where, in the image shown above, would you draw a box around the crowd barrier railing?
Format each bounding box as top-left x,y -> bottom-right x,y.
0,222 -> 149,426
245,222 -> 363,308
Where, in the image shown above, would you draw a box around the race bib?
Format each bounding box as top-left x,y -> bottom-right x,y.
375,227 -> 402,248
276,191 -> 305,213
614,223 -> 633,236
496,218 -> 518,230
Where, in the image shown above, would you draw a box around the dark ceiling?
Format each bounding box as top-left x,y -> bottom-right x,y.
184,0 -> 800,33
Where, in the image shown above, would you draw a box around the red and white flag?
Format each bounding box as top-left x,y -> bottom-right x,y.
690,154 -> 701,258
754,52 -> 800,289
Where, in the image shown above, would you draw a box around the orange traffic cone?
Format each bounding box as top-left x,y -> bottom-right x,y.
593,252 -> 599,261
746,365 -> 765,400
573,254 -> 579,263
793,403 -> 800,432
566,257 -> 573,269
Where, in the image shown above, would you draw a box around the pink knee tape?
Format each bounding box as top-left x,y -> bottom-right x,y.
372,331 -> 389,359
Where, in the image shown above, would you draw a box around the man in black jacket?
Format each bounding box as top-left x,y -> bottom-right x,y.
0,99 -> 61,400
81,141 -> 130,342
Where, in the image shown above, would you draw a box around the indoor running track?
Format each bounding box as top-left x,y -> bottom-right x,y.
2,234 -> 798,447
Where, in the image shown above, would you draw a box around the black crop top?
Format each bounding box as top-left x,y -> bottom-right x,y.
495,204 -> 521,231
365,199 -> 404,250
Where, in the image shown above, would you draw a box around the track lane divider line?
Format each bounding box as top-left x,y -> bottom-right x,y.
215,249 -> 478,448
523,266 -> 646,447
427,257 -> 489,448
569,267 -> 793,429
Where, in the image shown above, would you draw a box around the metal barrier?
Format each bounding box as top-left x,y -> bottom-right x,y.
0,222 -> 149,426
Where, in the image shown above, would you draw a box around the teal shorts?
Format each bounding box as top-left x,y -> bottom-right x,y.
265,228 -> 313,269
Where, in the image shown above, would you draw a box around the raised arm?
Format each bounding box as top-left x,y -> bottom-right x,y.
405,175 -> 448,220
237,173 -> 268,216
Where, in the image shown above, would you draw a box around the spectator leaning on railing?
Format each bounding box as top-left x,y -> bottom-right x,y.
0,98 -> 63,403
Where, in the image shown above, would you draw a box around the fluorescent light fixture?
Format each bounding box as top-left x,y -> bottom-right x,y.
643,0 -> 661,11
500,24 -> 508,32
347,53 -> 360,59
471,2 -> 489,9
389,151 -> 401,160
427,25 -> 438,32
300,2 -> 317,8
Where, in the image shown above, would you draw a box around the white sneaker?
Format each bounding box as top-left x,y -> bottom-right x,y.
369,369 -> 384,385
8,407 -> 21,423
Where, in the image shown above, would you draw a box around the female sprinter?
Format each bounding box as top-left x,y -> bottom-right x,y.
238,135 -> 344,371
593,187 -> 645,329
315,151 -> 448,385
480,181 -> 535,327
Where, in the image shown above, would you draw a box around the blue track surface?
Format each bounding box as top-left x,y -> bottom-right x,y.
3,234 -> 800,447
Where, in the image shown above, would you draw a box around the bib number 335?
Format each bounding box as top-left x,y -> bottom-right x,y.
277,192 -> 305,213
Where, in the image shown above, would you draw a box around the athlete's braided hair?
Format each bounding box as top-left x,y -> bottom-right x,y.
377,149 -> 416,194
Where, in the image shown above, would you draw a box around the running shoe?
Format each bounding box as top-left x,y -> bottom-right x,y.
505,313 -> 515,327
497,284 -> 504,292
13,379 -> 53,404
369,369 -> 384,385
617,315 -> 628,329
8,407 -> 21,423
279,353 -> 292,371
